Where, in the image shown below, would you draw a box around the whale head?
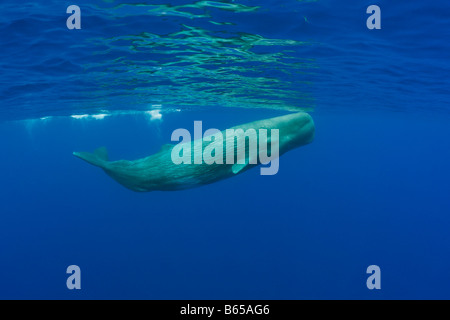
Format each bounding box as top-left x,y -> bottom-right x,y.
278,112 -> 315,151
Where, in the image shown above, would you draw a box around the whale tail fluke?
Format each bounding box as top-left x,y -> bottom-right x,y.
73,147 -> 109,168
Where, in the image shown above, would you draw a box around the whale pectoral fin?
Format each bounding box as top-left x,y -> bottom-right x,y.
232,161 -> 249,174
232,148 -> 260,174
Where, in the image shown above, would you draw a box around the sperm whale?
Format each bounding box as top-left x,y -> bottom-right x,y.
73,112 -> 315,192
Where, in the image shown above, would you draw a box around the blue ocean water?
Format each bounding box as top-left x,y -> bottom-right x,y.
0,0 -> 449,299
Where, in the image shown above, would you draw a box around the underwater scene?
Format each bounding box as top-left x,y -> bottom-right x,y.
0,0 -> 449,299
